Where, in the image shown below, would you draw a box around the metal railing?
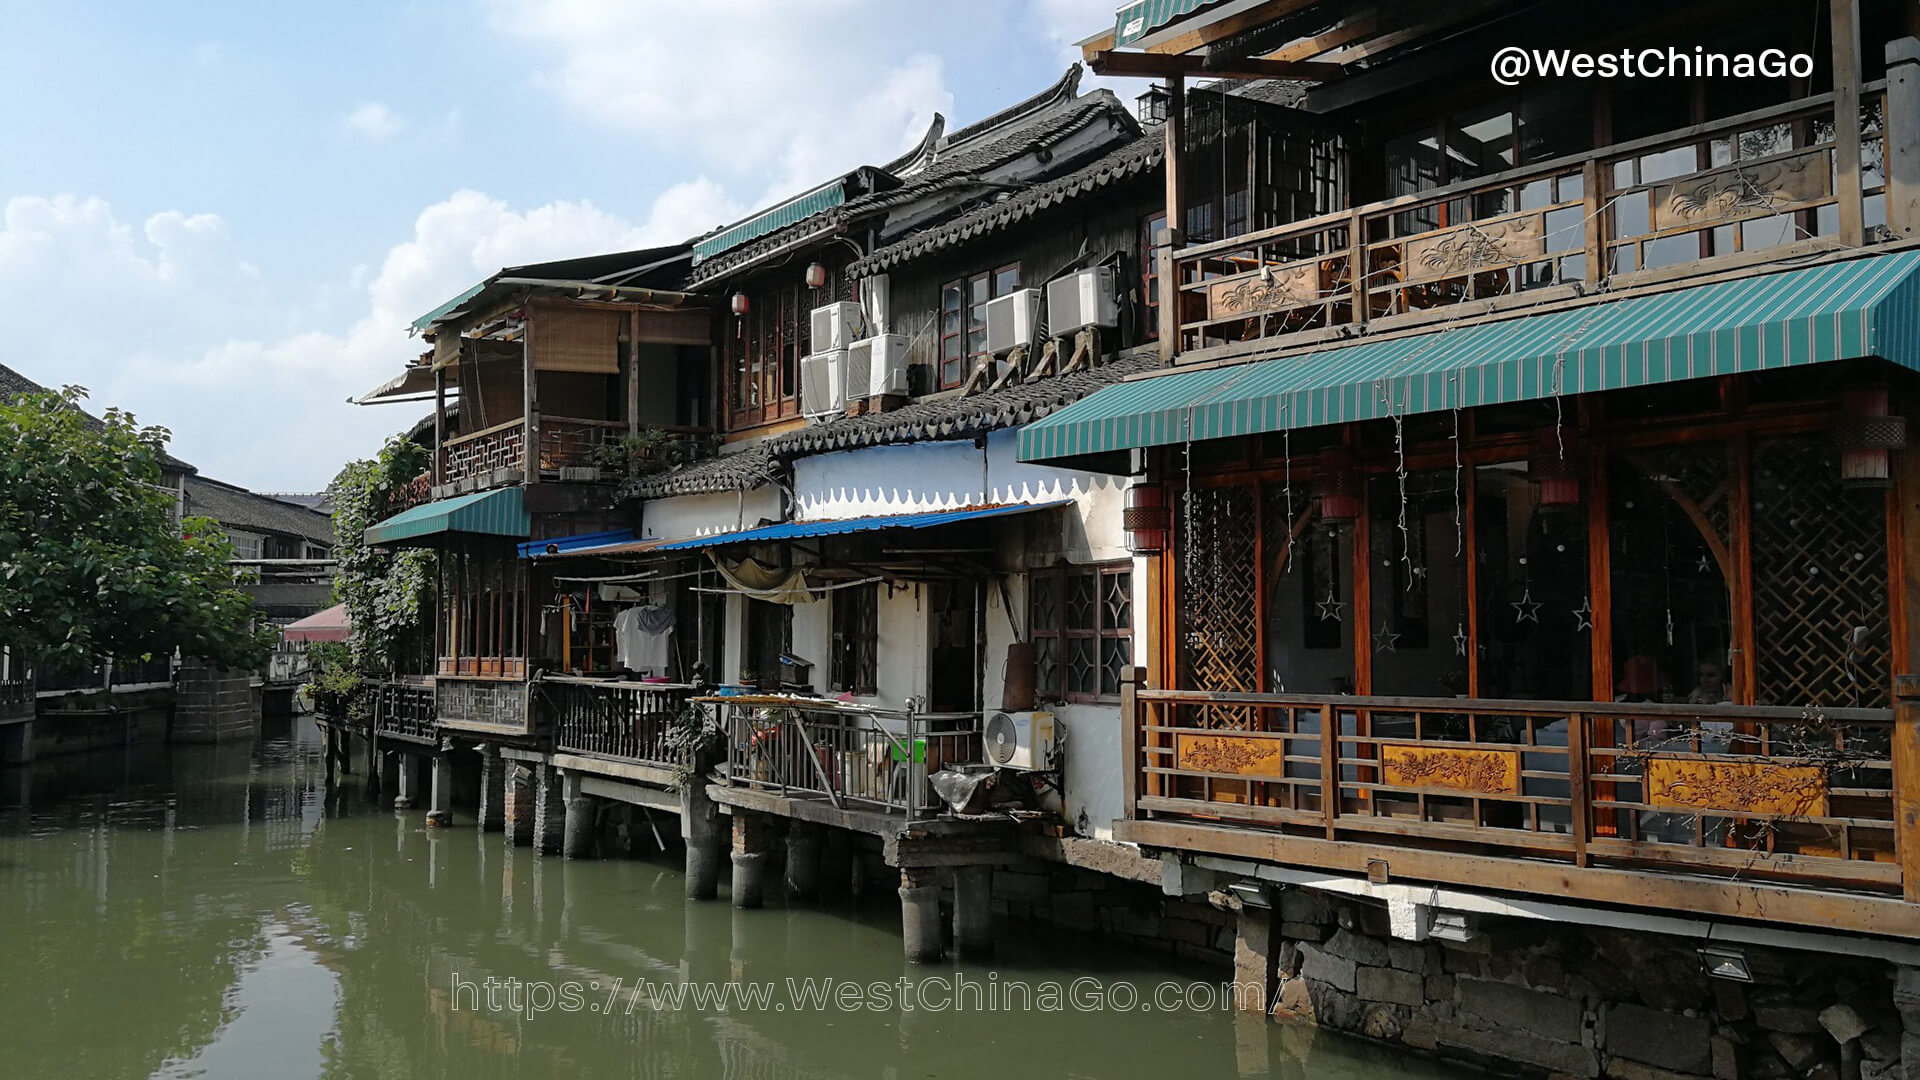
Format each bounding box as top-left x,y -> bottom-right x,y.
0,676 -> 32,715
1129,686 -> 1902,893
36,655 -> 175,693
713,697 -> 984,819
546,676 -> 696,770
371,677 -> 438,743
1172,85 -> 1891,358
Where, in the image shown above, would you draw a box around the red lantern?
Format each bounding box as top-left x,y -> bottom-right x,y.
804,262 -> 828,289
730,292 -> 750,316
1839,382 -> 1905,489
1529,428 -> 1584,507
1124,482 -> 1170,553
1315,447 -> 1362,521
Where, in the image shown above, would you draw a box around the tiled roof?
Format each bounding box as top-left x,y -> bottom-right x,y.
183,475 -> 336,546
621,442 -> 779,499
764,350 -> 1160,457
851,134 -> 1163,275
1,361 -> 195,473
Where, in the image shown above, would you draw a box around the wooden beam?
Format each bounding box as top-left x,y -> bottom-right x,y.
1091,49 -> 1342,82
1158,75 -> 1185,364
627,307 -> 641,438
1262,11 -> 1380,63
1080,28 -> 1116,64
1830,0 -> 1865,247
432,365 -> 446,486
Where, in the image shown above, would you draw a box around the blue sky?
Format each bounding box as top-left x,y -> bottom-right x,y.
0,0 -> 1121,491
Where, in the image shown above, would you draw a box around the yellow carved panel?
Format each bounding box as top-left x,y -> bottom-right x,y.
1644,758 -> 1828,817
1175,733 -> 1287,779
1402,215 -> 1545,280
1379,744 -> 1520,796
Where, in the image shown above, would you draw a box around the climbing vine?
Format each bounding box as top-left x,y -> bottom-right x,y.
325,436 -> 434,676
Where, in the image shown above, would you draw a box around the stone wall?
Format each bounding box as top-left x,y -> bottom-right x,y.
172,660 -> 256,743
989,864 -> 1236,968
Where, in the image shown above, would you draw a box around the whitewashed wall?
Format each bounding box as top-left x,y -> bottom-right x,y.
638,485 -> 782,542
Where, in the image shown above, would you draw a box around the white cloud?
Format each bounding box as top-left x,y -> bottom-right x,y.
488,0 -> 954,206
343,102 -> 407,141
0,183 -> 744,491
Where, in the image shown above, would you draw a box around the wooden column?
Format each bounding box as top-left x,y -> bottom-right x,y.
432,362 -> 446,486
1728,435 -> 1757,704
627,306 -> 642,437
1893,675 -> 1920,903
1886,38 -> 1920,241
1830,0 -> 1866,248
1121,665 -> 1143,819
1158,76 -> 1185,365
522,314 -> 538,481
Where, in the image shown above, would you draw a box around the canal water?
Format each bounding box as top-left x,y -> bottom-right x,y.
0,716 -> 1467,1079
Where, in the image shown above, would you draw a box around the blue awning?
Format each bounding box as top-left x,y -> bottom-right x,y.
650,501 -> 1073,551
518,529 -> 643,559
364,488 -> 529,545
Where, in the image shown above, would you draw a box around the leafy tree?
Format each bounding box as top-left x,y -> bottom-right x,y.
0,386 -> 273,671
325,435 -> 434,674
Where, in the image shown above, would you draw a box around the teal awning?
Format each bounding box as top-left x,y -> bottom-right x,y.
692,181 -> 848,263
1114,0 -> 1226,46
364,488 -> 529,546
1020,251 -> 1920,464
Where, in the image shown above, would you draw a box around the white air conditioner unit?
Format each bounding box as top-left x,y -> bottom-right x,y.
1046,265 -> 1119,333
810,301 -> 867,352
983,710 -> 1056,770
846,334 -> 909,399
984,288 -> 1041,355
800,349 -> 846,420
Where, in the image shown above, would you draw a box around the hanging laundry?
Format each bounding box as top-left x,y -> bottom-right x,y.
614,604 -> 675,674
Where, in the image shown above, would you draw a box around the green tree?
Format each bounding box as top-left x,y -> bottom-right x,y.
326,436 -> 433,673
0,386 -> 272,670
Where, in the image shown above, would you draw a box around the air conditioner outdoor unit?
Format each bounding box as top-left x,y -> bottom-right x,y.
800,349 -> 846,420
983,709 -> 1057,771
984,288 -> 1041,355
810,301 -> 867,352
847,333 -> 910,398
1046,266 -> 1119,333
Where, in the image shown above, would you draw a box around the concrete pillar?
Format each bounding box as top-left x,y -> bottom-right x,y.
952,865 -> 994,960
561,771 -> 594,859
392,752 -> 416,810
785,822 -> 822,899
426,754 -> 453,827
1232,903 -> 1279,1017
532,764 -> 563,855
503,763 -> 534,846
477,748 -> 505,832
819,828 -> 853,900
899,866 -> 943,963
323,726 -> 338,784
730,811 -> 771,909
681,782 -> 724,901
0,720 -> 33,766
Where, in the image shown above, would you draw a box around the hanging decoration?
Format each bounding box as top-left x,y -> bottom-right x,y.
1375,620 -> 1401,654
730,292 -> 750,316
1837,381 -> 1905,489
1124,481 -> 1170,554
805,262 -> 829,289
1529,427 -> 1584,507
1572,596 -> 1593,631
1511,587 -> 1541,624
1453,624 -> 1470,657
1316,588 -> 1346,622
1315,446 -> 1362,521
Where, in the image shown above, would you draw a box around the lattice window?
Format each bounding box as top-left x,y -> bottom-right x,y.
1749,436 -> 1890,708
1179,484 -> 1260,726
1030,563 -> 1130,703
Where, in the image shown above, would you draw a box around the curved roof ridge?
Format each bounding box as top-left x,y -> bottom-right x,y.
885,113 -> 947,176
941,63 -> 1083,150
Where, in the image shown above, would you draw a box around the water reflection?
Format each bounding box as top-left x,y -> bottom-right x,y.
0,718 -> 1466,1080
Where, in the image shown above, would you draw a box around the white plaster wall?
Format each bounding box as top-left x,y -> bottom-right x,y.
792,441 -> 986,520
639,485 -> 782,542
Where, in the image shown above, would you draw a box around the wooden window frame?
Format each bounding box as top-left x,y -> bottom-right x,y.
1032,561 -> 1132,704
938,262 -> 1021,390
1141,212 -> 1166,341
829,582 -> 879,695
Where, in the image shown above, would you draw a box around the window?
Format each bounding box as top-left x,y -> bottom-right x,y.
830,583 -> 878,694
1030,563 -> 1132,702
938,262 -> 1020,389
438,540 -> 526,677
1141,212 -> 1166,340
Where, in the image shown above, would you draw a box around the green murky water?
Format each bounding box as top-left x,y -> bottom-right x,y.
0,717 -> 1466,1079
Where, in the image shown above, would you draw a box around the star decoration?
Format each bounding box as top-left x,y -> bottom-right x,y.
1375,621 -> 1401,654
1511,587 -> 1541,625
1453,624 -> 1470,657
1572,597 -> 1593,631
1411,565 -> 1429,581
1696,553 -> 1712,574
1316,589 -> 1346,622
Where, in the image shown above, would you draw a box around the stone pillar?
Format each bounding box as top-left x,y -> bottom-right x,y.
681,782 -> 724,901
171,659 -> 256,743
820,828 -> 854,899
476,748 -> 505,831
1232,902 -> 1279,1017
899,866 -> 943,962
426,753 -> 453,827
392,752 -> 416,810
503,763 -> 534,846
785,822 -> 822,899
323,726 -> 338,784
533,764 -> 564,855
1894,966 -> 1919,1080
952,865 -> 994,960
561,771 -> 595,859
730,811 -> 771,909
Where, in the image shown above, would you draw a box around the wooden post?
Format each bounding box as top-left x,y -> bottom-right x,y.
1831,0 -> 1866,248
1320,702 -> 1338,839
522,313 -> 538,480
1580,159 -> 1605,283
1886,38 -> 1920,241
1728,435 -> 1757,703
1346,207 -> 1367,331
1893,675 -> 1920,903
1567,710 -> 1591,868
1121,665 -> 1143,819
432,362 -> 446,487
1158,76 -> 1185,365
627,306 -> 642,437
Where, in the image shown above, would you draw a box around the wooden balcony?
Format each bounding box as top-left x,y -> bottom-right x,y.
440,420 -> 524,488
371,677 -> 437,745
1119,681 -> 1919,937
546,676 -> 697,773
1172,85 -> 1893,363
712,697 -> 984,821
437,416 -> 627,490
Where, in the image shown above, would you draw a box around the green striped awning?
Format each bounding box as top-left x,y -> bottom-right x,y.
692,181 -> 848,263
363,488 -> 529,546
1114,0 -> 1227,46
1019,250 -> 1920,464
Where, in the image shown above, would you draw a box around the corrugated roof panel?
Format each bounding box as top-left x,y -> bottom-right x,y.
692,182 -> 849,263
650,501 -> 1073,551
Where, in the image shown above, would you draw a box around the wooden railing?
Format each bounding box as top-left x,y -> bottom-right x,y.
545,676 -> 696,770
1173,85 -> 1892,358
436,655 -> 527,679
1129,686 -> 1904,894
440,420 -> 524,487
538,417 -> 625,477
712,697 -> 983,819
371,677 -> 437,744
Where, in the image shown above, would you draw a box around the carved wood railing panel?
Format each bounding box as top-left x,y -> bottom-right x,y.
371,678 -> 437,743
1177,484 -> 1261,729
441,422 -> 525,486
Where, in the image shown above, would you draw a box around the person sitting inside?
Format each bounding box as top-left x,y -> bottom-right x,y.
1685,660 -> 1731,705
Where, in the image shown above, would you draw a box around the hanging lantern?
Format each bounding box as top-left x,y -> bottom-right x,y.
1838,382 -> 1905,489
1315,447 -> 1363,521
1124,481 -> 1170,553
730,292 -> 750,316
804,262 -> 829,289
1528,428 -> 1585,508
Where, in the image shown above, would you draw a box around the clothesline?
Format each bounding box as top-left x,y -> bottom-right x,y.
690,574 -> 886,597
552,567 -> 711,585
